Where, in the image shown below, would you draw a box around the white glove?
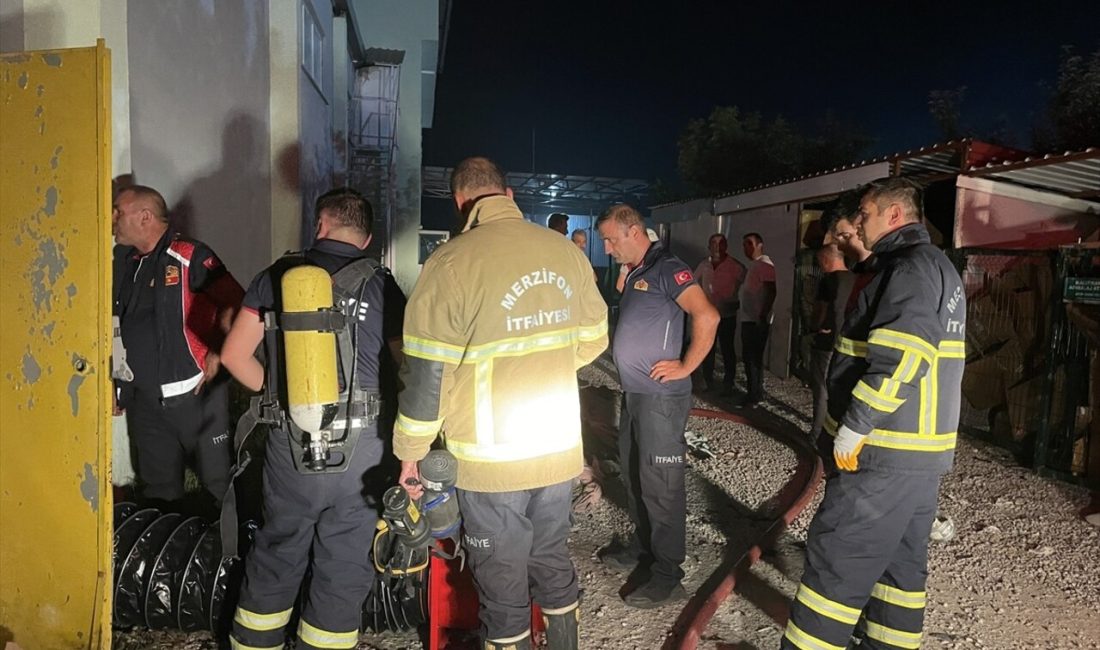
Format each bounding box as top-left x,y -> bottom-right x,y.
833,424 -> 868,472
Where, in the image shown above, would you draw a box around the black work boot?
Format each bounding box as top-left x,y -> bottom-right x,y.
541,601 -> 579,650
623,580 -> 687,609
598,537 -> 642,573
484,630 -> 532,650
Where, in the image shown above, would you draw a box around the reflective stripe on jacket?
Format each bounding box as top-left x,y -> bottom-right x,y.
826,223 -> 965,473
394,196 -> 609,492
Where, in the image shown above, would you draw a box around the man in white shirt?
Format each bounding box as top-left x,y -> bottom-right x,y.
735,233 -> 776,408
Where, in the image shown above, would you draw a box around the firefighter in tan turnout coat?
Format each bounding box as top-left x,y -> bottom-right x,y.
394,157 -> 608,650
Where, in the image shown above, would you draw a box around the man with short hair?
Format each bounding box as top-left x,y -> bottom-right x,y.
570,228 -> 588,251
615,227 -> 660,293
548,212 -> 570,235
823,193 -> 872,268
112,184 -> 243,511
694,233 -> 746,393
597,204 -> 718,609
222,187 -> 406,650
782,178 -> 965,650
826,193 -> 874,317
807,243 -> 851,440
736,233 -> 776,408
395,157 -> 608,650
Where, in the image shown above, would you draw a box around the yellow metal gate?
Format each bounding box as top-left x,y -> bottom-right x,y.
1,42 -> 113,649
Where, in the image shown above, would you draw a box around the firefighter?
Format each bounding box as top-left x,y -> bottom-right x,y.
596,204 -> 719,608
220,188 -> 406,650
111,184 -> 244,512
394,157 -> 608,650
782,177 -> 965,650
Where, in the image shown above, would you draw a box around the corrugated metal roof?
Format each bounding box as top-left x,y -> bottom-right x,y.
650,138 -> 1025,210
966,148 -> 1100,200
422,166 -> 649,213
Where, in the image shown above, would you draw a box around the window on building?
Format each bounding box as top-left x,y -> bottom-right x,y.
301,2 -> 325,97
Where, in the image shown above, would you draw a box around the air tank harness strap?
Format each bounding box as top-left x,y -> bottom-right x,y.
220,394 -> 283,560
278,309 -> 346,332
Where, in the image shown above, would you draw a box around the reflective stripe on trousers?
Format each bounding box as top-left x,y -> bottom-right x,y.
781,469 -> 939,650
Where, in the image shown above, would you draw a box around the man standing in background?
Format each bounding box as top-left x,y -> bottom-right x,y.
735,233 -> 776,408
571,228 -> 588,251
548,212 -> 570,235
807,243 -> 852,440
695,233 -> 745,394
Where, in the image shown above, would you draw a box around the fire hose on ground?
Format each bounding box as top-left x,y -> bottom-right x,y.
666,407 -> 825,650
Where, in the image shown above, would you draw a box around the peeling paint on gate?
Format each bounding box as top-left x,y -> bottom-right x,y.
22,350 -> 41,384
68,372 -> 85,416
30,236 -> 69,314
79,464 -> 98,512
43,185 -> 58,216
1,43 -> 113,649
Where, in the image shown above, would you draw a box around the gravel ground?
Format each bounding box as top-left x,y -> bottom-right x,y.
116,359 -> 1100,650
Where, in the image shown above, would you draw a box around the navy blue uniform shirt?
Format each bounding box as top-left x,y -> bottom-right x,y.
613,242 -> 697,395
242,238 -> 405,392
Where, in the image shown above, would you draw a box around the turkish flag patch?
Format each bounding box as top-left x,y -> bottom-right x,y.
674,270 -> 693,286
203,255 -> 222,269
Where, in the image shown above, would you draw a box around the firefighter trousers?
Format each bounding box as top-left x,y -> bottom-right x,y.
619,391 -> 691,586
457,480 -> 577,642
230,427 -> 383,650
124,377 -> 231,504
782,468 -> 940,650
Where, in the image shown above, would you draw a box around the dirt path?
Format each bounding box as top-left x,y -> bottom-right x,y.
115,367 -> 1100,649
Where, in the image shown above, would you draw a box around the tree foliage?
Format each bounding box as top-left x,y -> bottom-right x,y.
1037,46 -> 1100,151
927,86 -> 968,141
928,46 -> 1100,152
676,106 -> 872,196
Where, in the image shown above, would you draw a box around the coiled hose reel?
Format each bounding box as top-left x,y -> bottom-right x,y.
112,502 -> 258,633
364,449 -> 462,632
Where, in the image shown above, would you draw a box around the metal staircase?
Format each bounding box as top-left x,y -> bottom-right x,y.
349,63 -> 400,266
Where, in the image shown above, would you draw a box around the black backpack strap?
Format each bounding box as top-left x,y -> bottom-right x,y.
330,258 -> 380,396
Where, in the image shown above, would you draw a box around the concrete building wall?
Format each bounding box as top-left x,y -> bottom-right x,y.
0,0 -> 25,51
127,0 -> 272,284
7,0 -> 131,178
331,14 -> 350,186
665,214 -> 718,272
296,0 -> 336,243
354,0 -> 439,294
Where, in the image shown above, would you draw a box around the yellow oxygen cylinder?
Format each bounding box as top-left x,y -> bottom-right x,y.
281,265 -> 340,436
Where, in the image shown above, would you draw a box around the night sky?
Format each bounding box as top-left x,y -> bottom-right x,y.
423,0 -> 1100,185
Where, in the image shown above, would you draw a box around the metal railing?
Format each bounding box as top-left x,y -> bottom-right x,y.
349,64 -> 400,268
